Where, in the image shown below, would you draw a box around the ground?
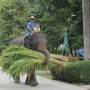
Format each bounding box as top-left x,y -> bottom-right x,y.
0,71 -> 87,90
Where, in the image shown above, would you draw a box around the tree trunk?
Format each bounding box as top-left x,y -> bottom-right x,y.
82,0 -> 90,60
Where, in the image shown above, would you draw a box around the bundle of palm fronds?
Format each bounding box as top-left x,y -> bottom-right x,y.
0,45 -> 45,79
51,54 -> 78,62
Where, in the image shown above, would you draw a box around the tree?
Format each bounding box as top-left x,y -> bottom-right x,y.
38,0 -> 83,54
0,0 -> 32,51
82,0 -> 90,60
0,0 -> 83,55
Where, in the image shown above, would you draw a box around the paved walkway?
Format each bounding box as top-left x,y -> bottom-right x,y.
0,71 -> 87,90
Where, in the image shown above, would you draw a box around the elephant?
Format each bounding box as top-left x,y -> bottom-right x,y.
11,32 -> 50,86
24,32 -> 50,86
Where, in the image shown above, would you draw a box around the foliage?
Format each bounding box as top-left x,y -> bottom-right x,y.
51,61 -> 90,84
0,0 -> 83,54
0,45 -> 45,78
0,0 -> 32,51
30,0 -> 83,53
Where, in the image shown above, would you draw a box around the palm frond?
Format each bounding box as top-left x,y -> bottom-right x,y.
0,45 -> 45,72
7,59 -> 44,78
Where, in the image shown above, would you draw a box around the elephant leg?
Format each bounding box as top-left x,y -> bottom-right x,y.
13,75 -> 20,84
25,68 -> 38,86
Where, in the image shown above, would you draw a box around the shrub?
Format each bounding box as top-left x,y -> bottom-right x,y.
51,61 -> 90,84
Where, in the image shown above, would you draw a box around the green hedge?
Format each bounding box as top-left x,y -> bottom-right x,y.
51,61 -> 90,84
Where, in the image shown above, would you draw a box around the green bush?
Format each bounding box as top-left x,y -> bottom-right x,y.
51,61 -> 90,84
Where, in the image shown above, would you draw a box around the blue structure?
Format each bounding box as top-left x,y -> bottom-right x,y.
76,48 -> 84,58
